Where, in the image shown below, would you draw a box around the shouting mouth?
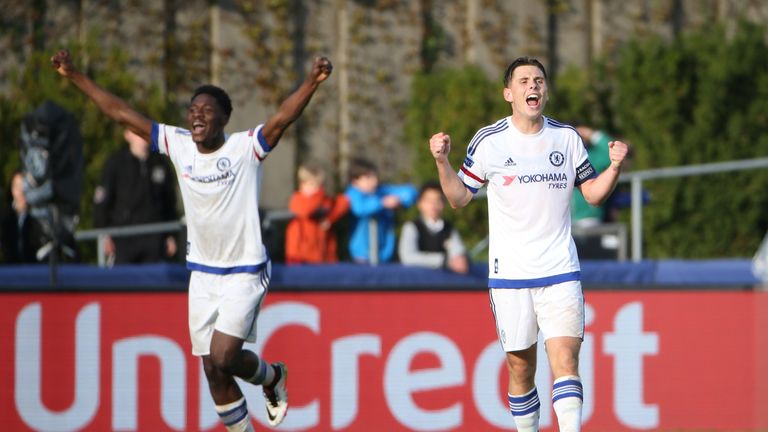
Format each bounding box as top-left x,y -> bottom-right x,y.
192,121 -> 206,136
526,94 -> 541,108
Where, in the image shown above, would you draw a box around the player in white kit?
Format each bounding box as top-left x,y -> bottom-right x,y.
52,49 -> 332,431
429,57 -> 628,432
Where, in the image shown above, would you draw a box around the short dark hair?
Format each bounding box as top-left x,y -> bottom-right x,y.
348,157 -> 378,181
191,85 -> 233,117
418,180 -> 443,199
503,57 -> 548,87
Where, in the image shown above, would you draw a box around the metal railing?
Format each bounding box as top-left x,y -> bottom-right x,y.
72,157 -> 768,266
75,212 -> 299,267
621,157 -> 768,261
75,220 -> 186,267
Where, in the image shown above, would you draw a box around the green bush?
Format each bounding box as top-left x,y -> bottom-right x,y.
610,21 -> 768,258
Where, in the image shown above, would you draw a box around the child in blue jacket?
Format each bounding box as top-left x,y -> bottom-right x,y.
345,158 -> 417,263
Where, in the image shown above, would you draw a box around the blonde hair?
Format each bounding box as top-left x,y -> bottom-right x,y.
297,163 -> 326,184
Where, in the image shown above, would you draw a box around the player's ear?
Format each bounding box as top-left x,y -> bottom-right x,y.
503,87 -> 513,103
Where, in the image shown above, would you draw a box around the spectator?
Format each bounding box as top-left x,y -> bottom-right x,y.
399,181 -> 469,273
94,129 -> 178,264
571,126 -> 613,228
1,172 -> 46,263
345,157 -> 417,264
284,162 -> 349,264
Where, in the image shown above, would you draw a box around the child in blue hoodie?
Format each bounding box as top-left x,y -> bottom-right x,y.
344,158 -> 417,263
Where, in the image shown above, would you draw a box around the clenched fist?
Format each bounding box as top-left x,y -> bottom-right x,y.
309,56 -> 333,84
430,132 -> 451,161
608,140 -> 630,170
51,49 -> 77,77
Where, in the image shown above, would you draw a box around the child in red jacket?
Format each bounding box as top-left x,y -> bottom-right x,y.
285,163 -> 349,264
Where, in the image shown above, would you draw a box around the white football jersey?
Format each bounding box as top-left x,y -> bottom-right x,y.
152,123 -> 270,274
459,116 -> 596,288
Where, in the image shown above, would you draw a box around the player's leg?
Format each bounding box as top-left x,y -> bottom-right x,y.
489,288 -> 541,431
505,346 -> 540,432
206,330 -> 285,430
202,352 -> 253,432
545,337 -> 583,432
537,280 -> 585,432
207,329 -> 282,388
189,269 -> 282,431
213,263 -> 289,427
189,271 -> 256,432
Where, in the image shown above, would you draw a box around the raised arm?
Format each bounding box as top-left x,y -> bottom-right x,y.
578,140 -> 630,205
261,56 -> 333,149
429,132 -> 473,209
51,49 -> 152,142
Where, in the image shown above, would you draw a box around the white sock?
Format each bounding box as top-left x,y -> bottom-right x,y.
245,358 -> 276,386
552,375 -> 583,432
215,396 -> 254,432
508,387 -> 540,432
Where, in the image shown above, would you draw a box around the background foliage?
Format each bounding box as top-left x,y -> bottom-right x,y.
3,5 -> 768,262
0,35 -> 175,261
608,20 -> 768,258
404,21 -> 768,259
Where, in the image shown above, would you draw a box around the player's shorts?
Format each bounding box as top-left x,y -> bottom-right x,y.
188,262 -> 271,356
489,280 -> 584,352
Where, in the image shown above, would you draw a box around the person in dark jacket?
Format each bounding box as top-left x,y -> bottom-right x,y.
94,129 -> 178,264
1,172 -> 46,263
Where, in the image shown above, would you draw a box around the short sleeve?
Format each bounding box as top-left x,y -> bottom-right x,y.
152,122 -> 192,160
246,125 -> 271,162
458,131 -> 488,194
573,133 -> 598,186
151,122 -> 170,156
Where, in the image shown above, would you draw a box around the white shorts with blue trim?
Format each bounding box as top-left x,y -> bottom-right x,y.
188,262 -> 271,356
489,279 -> 584,352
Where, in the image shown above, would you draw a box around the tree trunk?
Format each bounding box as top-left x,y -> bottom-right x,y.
210,1 -> 221,86
336,0 -> 351,183
465,0 -> 478,64
163,0 -> 178,107
292,0 -> 308,167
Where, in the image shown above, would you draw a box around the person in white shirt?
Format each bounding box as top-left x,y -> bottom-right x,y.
398,181 -> 469,273
428,57 -> 628,432
51,48 -> 332,431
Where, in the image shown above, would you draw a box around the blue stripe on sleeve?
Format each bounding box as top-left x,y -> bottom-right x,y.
468,120 -> 508,156
150,122 -> 160,153
257,127 -> 271,153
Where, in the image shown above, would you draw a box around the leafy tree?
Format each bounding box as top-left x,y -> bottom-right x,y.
609,21 -> 768,258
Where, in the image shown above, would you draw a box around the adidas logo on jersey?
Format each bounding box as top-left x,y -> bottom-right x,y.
504,157 -> 516,167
